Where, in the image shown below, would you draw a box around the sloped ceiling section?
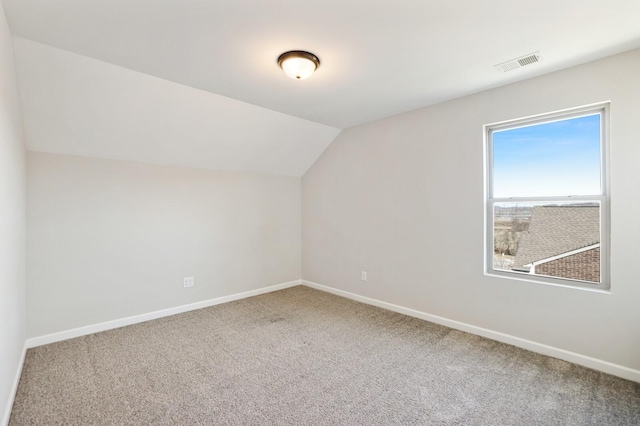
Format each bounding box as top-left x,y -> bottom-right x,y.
13,38 -> 341,177
6,1 -> 640,176
4,0 -> 640,129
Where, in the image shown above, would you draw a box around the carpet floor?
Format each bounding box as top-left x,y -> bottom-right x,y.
10,286 -> 640,425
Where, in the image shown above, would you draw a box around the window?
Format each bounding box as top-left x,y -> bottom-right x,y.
485,104 -> 609,290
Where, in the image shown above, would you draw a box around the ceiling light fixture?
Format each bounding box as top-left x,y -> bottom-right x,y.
278,51 -> 320,80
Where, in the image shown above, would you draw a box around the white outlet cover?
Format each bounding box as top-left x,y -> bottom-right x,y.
361,271 -> 367,282
184,277 -> 195,288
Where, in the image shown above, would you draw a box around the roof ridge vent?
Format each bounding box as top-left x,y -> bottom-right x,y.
495,52 -> 542,73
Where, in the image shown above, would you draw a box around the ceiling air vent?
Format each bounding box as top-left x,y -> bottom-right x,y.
495,52 -> 542,73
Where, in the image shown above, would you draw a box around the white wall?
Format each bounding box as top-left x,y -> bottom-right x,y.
27,152 -> 301,337
302,48 -> 640,372
0,2 -> 26,424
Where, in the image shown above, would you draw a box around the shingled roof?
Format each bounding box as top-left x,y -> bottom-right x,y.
512,205 -> 599,271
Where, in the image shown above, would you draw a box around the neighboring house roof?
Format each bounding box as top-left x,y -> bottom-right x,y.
529,243 -> 600,268
512,206 -> 599,271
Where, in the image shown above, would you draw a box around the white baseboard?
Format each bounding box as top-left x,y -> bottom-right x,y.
302,280 -> 640,383
26,280 -> 302,348
22,277 -> 640,384
2,341 -> 27,426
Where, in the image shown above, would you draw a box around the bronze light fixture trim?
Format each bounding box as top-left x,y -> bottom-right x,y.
278,51 -> 320,80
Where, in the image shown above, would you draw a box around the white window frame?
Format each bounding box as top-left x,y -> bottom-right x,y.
484,102 -> 610,291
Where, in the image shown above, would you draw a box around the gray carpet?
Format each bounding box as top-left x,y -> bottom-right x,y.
10,286 -> 640,425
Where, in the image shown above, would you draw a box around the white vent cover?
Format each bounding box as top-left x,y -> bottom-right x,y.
495,52 -> 542,73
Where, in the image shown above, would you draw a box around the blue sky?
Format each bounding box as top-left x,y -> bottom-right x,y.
492,114 -> 601,198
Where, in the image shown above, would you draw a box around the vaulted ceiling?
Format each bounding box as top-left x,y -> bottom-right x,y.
4,0 -> 640,176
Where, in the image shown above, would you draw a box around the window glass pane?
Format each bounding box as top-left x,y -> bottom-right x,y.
493,202 -> 600,283
493,114 -> 601,198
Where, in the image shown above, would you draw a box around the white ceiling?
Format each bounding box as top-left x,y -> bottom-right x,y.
13,38 -> 340,177
4,0 -> 640,129
4,0 -> 640,176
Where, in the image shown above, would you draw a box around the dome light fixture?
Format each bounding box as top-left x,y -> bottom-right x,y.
278,50 -> 320,80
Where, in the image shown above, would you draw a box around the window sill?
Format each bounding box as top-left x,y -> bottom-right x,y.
485,270 -> 611,294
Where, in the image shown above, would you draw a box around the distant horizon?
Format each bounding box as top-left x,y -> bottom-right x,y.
493,113 -> 601,198
494,201 -> 600,208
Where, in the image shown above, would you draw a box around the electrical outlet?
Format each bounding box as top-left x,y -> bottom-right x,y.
184,277 -> 195,288
361,271 -> 367,282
